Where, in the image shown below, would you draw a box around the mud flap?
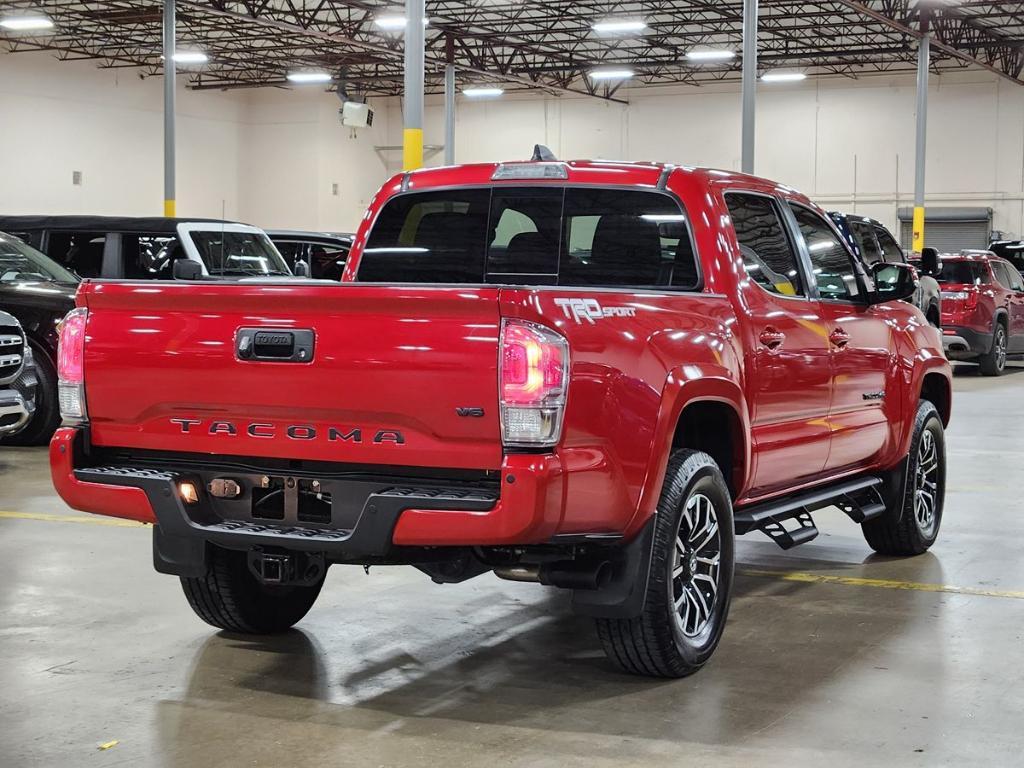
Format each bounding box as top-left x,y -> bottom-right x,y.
570,516 -> 656,619
153,525 -> 207,578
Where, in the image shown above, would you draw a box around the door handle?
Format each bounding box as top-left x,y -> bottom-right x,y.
759,327 -> 786,350
829,328 -> 851,348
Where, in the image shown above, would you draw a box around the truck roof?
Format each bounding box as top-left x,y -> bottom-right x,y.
399,160 -> 792,195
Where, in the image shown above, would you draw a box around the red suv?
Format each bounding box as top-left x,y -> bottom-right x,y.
940,251 -> 1024,375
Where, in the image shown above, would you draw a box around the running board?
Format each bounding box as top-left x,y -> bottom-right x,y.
734,476 -> 885,550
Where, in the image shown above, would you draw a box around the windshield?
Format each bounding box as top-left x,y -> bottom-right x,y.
188,231 -> 291,276
938,261 -> 989,285
0,232 -> 79,283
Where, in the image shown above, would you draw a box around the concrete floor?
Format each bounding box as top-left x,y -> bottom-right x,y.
1,364 -> 1023,768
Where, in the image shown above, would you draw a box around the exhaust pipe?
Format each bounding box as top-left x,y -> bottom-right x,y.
494,560 -> 612,591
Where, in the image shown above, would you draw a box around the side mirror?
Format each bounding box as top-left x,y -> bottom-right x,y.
869,262 -> 917,305
293,259 -> 311,278
172,259 -> 203,281
920,247 -> 940,277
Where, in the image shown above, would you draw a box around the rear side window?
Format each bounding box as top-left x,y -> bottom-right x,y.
361,190 -> 491,282
46,231 -> 106,278
725,193 -> 804,297
874,226 -> 905,263
848,221 -> 883,265
359,187 -> 700,290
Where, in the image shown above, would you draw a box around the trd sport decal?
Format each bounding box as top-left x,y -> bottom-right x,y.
554,298 -> 638,324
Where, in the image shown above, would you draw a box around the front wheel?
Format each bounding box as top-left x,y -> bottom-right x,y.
862,400 -> 946,556
180,546 -> 325,634
596,450 -> 735,678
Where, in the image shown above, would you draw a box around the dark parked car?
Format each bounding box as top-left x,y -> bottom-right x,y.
0,232 -> 76,443
0,309 -> 37,440
0,216 -> 292,280
266,230 -> 353,281
939,251 -> 1024,375
829,212 -> 942,327
989,238 -> 1024,274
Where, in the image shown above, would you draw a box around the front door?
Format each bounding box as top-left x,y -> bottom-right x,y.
787,203 -> 896,474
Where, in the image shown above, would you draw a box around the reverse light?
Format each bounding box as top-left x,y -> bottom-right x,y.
499,320 -> 568,448
178,481 -> 200,505
57,307 -> 88,425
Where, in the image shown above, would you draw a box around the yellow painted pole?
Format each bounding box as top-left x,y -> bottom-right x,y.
912,206 -> 925,251
403,128 -> 424,172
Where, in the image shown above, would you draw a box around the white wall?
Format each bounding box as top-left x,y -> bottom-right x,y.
396,72 -> 1024,236
3,50 -> 1023,237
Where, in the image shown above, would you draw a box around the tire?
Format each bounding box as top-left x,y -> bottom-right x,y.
595,450 -> 735,678
2,346 -> 59,446
180,546 -> 325,634
979,322 -> 1007,376
862,400 -> 945,556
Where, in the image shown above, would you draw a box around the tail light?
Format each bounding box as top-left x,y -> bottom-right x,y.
57,307 -> 88,425
940,287 -> 979,311
499,320 -> 568,448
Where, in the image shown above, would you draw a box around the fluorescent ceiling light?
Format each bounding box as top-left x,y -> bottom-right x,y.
172,50 -> 208,64
592,19 -> 646,34
0,15 -> 54,30
588,68 -> 634,81
686,49 -> 735,62
462,86 -> 504,98
286,71 -> 332,84
761,71 -> 807,82
374,15 -> 429,30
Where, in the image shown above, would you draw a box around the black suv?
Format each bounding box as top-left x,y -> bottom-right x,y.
0,232 -> 76,443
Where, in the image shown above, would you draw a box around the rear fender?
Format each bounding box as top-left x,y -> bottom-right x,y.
625,367 -> 749,538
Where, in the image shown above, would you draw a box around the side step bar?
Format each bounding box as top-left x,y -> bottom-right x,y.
734,476 -> 886,550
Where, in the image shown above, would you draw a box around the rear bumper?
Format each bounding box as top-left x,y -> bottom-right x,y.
49,428 -> 567,559
942,325 -> 991,359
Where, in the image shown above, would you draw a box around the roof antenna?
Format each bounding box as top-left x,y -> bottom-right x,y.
531,144 -> 558,162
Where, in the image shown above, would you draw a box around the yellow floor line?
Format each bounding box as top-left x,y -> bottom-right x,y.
1,510 -> 1022,600
0,510 -> 146,528
740,568 -> 1024,600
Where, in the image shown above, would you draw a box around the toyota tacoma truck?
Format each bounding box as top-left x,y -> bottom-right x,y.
50,158 -> 952,678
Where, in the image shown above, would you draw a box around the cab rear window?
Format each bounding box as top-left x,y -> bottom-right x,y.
938,261 -> 989,285
359,187 -> 700,290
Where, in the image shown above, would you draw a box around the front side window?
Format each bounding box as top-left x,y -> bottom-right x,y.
123,234 -> 180,279
874,226 -> 905,263
725,193 -> 804,297
0,233 -> 78,283
848,221 -> 883,265
188,231 -> 290,277
790,204 -> 862,301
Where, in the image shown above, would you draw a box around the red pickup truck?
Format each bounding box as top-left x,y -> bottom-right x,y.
51,159 -> 952,678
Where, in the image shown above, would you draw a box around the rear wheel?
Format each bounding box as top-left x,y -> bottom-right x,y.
596,450 -> 735,677
862,400 -> 945,556
180,546 -> 325,634
979,322 -> 1007,376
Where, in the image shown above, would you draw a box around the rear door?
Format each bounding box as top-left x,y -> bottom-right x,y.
724,192 -> 832,497
994,260 -> 1024,351
787,203 -> 897,474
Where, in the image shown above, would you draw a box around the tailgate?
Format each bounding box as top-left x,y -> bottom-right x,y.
79,282 -> 503,470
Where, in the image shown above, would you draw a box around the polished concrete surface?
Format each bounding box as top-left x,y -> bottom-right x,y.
1,364 -> 1023,767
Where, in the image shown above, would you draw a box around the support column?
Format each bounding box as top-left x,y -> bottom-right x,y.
163,0 -> 176,216
741,0 -> 757,174
403,0 -> 425,171
913,21 -> 931,252
444,35 -> 455,166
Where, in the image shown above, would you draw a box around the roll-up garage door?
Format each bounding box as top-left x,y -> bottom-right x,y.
898,207 -> 992,252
